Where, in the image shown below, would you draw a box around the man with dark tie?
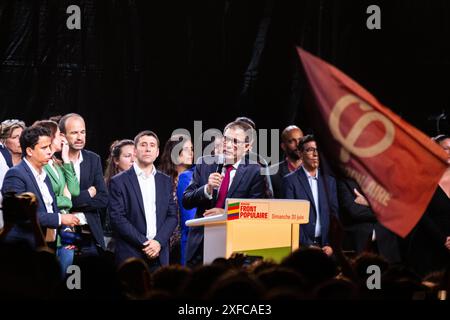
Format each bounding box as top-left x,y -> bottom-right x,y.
1,126 -> 79,247
183,120 -> 269,267
108,130 -> 178,270
283,134 -> 339,256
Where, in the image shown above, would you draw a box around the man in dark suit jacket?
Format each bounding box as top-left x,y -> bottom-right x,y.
337,177 -> 400,263
0,144 -> 13,168
1,126 -> 79,247
109,130 -> 177,269
183,120 -> 269,267
59,113 -> 108,255
270,125 -> 303,198
283,134 -> 338,256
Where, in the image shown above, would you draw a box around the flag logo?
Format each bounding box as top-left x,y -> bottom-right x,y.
296,47 -> 448,237
227,202 -> 240,220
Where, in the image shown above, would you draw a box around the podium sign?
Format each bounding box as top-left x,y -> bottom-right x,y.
226,199 -> 309,223
186,198 -> 310,264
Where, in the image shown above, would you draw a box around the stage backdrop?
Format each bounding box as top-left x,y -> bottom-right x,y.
1,0 -> 450,162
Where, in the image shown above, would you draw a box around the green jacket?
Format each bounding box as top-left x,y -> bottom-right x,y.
44,161 -> 80,213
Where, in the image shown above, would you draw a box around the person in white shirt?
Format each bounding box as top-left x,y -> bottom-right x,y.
58,113 -> 109,258
283,134 -> 339,257
109,130 -> 178,270
1,126 -> 79,247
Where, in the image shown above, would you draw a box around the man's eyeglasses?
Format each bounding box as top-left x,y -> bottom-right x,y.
223,136 -> 247,146
304,147 -> 318,154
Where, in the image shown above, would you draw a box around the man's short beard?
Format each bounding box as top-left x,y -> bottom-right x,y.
70,144 -> 85,150
286,149 -> 301,161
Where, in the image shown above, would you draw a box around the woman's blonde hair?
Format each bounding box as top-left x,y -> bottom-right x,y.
0,119 -> 26,142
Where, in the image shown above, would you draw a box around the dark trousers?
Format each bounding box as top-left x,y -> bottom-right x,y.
186,245 -> 203,269
146,257 -> 162,273
73,227 -> 103,264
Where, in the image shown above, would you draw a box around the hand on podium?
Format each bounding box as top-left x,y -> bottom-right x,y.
203,208 -> 225,217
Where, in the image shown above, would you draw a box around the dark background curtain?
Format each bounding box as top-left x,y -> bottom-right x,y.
1,0 -> 450,162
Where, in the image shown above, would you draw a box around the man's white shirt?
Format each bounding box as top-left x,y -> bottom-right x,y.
72,151 -> 88,225
134,163 -> 157,240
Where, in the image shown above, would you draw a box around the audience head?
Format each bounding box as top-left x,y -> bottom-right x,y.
382,268 -> 430,300
257,266 -> 306,294
180,264 -> 229,299
352,252 -> 389,286
1,192 -> 39,231
313,278 -> 358,300
208,270 -> 265,300
151,265 -> 192,298
281,247 -> 338,290
117,257 -> 152,300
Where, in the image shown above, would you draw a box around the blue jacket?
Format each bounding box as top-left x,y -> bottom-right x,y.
108,167 -> 178,266
177,167 -> 197,266
283,167 -> 338,246
1,160 -> 59,246
0,145 -> 13,168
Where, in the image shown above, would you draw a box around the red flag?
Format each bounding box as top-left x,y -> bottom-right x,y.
296,47 -> 448,237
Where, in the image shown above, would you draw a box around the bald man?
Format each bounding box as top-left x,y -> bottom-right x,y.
269,125 -> 303,198
59,113 -> 108,259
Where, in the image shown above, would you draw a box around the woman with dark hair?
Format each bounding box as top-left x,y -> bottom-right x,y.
159,134 -> 194,264
159,135 -> 194,185
33,120 -> 80,273
103,139 -> 135,252
104,139 -> 135,186
406,134 -> 450,277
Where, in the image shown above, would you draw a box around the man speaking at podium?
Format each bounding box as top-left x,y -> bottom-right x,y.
183,120 -> 269,267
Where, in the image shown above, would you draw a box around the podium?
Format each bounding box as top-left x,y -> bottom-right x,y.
185,198 -> 310,264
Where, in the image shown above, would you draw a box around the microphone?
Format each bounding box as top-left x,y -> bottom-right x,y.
216,154 -> 224,174
213,154 -> 225,200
